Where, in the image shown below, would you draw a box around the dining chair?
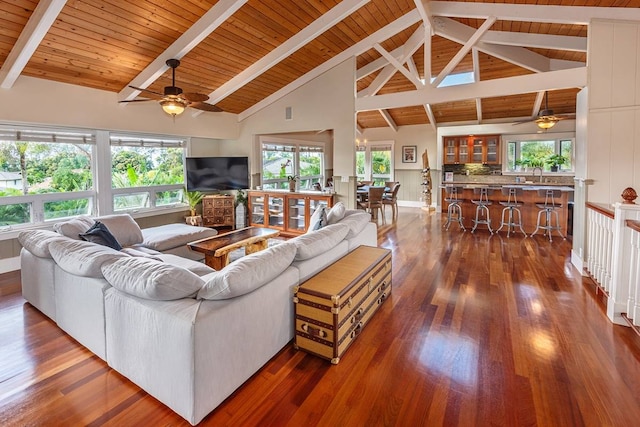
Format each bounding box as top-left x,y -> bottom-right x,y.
358,186 -> 385,224
382,182 -> 400,220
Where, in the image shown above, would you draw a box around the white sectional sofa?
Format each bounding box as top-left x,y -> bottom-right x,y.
18,205 -> 377,425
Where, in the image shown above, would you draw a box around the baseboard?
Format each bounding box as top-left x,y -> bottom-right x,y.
571,249 -> 586,276
0,256 -> 20,274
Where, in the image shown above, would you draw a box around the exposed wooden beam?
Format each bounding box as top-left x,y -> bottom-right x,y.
430,1 -> 640,25
378,109 -> 398,132
424,103 -> 437,131
358,25 -> 424,97
119,0 -> 247,102
373,44 -> 423,88
483,31 -> 587,52
432,16 -> 495,87
240,9 -> 422,121
0,0 -> 67,89
205,0 -> 371,106
357,46 -> 405,80
472,48 -> 482,123
414,0 -> 435,34
356,67 -> 587,112
424,23 -> 432,81
434,17 -> 550,72
533,91 -> 545,118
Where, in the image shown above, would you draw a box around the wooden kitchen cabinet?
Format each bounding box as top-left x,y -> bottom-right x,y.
444,134 -> 500,165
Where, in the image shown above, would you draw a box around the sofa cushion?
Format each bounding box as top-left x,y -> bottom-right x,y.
338,210 -> 371,239
155,254 -> 215,276
197,241 -> 296,300
292,223 -> 349,261
102,257 -> 204,300
95,214 -> 144,247
53,215 -> 94,240
49,239 -> 128,278
327,201 -> 346,224
142,223 -> 218,251
120,247 -> 163,260
307,206 -> 328,232
18,230 -> 65,258
79,221 -> 123,251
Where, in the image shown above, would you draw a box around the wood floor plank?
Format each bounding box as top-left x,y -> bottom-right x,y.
2,207 -> 640,426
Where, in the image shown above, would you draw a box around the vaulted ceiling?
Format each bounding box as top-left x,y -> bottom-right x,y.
1,1 -> 640,131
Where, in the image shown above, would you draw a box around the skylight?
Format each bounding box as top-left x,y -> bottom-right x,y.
421,71 -> 475,88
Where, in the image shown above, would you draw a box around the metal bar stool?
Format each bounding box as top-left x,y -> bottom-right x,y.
531,189 -> 565,242
496,187 -> 527,237
471,187 -> 493,234
443,186 -> 465,231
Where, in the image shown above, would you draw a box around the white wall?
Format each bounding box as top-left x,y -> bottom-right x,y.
224,58 -> 356,178
587,19 -> 640,205
0,76 -> 239,140
361,124 -> 437,205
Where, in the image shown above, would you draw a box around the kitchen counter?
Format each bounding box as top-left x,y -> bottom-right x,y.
441,184 -> 573,235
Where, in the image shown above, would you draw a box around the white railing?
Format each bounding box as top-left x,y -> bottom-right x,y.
586,201 -> 640,326
585,203 -> 614,292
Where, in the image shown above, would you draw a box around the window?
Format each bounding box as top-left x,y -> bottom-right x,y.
0,127 -> 95,226
356,141 -> 393,185
109,135 -> 185,212
505,135 -> 574,173
260,138 -> 324,190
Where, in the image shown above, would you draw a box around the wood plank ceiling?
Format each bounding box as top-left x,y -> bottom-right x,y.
1,0 -> 640,130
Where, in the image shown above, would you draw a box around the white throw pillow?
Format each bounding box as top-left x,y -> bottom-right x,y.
18,230 -> 65,258
102,257 -> 204,300
95,214 -> 144,247
338,210 -> 371,239
327,202 -> 346,224
53,215 -> 94,240
307,206 -> 327,233
155,254 -> 215,276
197,241 -> 297,300
49,239 -> 128,278
292,223 -> 349,261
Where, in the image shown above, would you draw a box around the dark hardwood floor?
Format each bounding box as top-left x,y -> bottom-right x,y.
2,207 -> 640,426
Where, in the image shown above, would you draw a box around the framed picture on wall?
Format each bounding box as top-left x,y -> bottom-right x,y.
402,145 -> 417,163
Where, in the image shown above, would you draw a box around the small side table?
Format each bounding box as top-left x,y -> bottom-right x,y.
185,215 -> 203,226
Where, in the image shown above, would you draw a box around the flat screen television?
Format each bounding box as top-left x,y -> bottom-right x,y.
185,156 -> 249,191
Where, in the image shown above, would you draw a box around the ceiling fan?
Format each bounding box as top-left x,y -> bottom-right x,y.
120,59 -> 222,117
513,91 -> 575,130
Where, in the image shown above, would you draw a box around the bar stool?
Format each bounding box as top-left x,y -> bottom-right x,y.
531,189 -> 565,242
471,187 -> 493,234
443,186 -> 465,231
496,187 -> 526,237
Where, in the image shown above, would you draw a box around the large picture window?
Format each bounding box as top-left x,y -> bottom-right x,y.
261,138 -> 324,190
356,141 -> 394,185
504,134 -> 574,173
0,127 -> 95,226
109,135 -> 185,212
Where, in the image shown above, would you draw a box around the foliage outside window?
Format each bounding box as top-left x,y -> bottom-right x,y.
0,128 -> 94,226
357,142 -> 393,186
110,136 -> 185,212
261,140 -> 324,190
505,137 -> 574,173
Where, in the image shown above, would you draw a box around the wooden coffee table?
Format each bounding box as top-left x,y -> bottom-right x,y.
188,226 -> 280,270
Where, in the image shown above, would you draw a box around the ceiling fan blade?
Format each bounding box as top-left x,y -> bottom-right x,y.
190,102 -> 223,112
119,98 -> 154,103
128,85 -> 164,97
183,92 -> 209,103
512,118 -> 535,125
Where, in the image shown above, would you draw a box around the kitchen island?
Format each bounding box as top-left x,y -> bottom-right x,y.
441,183 -> 574,235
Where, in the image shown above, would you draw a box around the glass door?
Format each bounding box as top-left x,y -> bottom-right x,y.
267,196 -> 284,228
485,137 -> 499,163
287,196 -> 306,233
472,138 -> 483,163
249,194 -> 265,225
458,138 -> 469,163
445,138 -> 456,164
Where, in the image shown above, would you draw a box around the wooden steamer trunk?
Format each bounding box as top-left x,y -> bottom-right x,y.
293,246 -> 392,364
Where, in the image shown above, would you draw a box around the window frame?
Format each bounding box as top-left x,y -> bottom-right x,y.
502,132 -> 575,175
259,136 -> 325,190
356,140 -> 395,185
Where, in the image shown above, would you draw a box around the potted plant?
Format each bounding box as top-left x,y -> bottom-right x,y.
287,175 -> 298,192
545,154 -> 567,172
183,186 -> 204,216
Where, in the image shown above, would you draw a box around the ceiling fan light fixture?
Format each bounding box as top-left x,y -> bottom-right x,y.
536,117 -> 557,130
160,99 -> 187,116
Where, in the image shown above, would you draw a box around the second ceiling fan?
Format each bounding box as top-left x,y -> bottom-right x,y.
120,59 -> 222,117
514,91 -> 575,130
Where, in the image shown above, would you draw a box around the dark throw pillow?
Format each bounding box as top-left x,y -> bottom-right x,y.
79,221 -> 123,251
